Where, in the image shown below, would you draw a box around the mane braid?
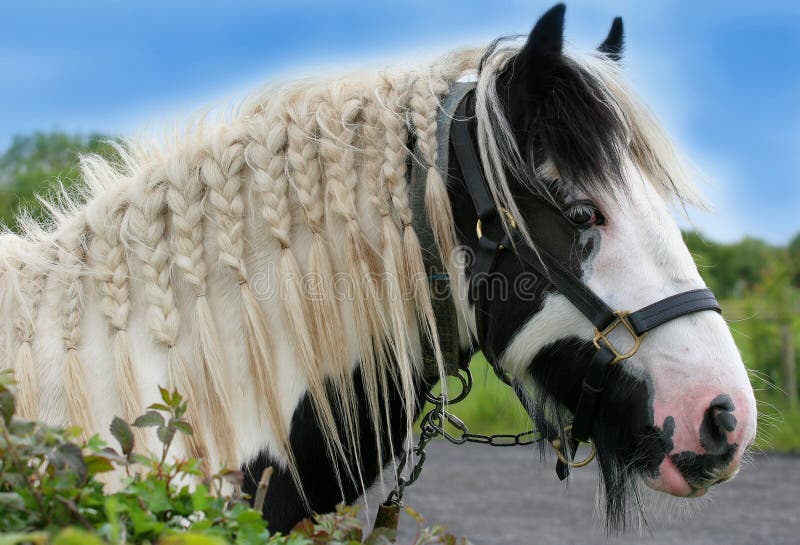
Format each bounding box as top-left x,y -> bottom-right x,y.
318,88 -> 391,465
410,72 -> 457,263
361,85 -> 407,483
404,71 -> 455,386
123,161 -> 210,471
13,258 -> 44,420
198,125 -> 301,487
84,161 -> 148,450
375,74 -> 430,447
285,91 -> 363,470
57,217 -> 95,440
245,99 -> 353,492
165,142 -> 238,467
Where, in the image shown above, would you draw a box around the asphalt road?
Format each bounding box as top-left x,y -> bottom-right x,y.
362,441 -> 800,545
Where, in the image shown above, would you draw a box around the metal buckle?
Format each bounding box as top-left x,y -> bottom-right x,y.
476,207 -> 517,250
550,425 -> 597,468
592,310 -> 646,365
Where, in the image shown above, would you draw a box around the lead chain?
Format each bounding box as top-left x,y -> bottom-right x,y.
386,383 -> 544,506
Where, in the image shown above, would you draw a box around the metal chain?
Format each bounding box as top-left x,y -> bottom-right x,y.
385,368 -> 544,505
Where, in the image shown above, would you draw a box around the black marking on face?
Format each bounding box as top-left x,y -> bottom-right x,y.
671,446 -> 738,489
637,416 -> 675,478
242,363 -> 428,533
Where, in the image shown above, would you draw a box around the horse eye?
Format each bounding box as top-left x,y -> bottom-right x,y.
566,201 -> 605,228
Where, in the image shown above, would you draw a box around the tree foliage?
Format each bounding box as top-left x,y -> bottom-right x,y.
0,132 -> 120,230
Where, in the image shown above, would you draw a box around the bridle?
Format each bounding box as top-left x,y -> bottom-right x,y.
450,85 -> 722,470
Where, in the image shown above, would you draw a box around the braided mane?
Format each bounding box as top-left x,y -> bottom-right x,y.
0,49 -> 481,484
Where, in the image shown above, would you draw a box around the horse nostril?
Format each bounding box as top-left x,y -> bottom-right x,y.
713,408 -> 737,433
700,394 -> 737,453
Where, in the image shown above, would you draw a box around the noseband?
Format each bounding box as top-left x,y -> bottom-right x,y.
450,85 -> 722,470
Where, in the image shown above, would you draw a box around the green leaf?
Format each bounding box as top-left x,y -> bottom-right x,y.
170,390 -> 183,408
147,403 -> 170,411
84,454 -> 115,475
0,389 -> 15,423
85,433 -> 106,452
0,532 -> 50,545
99,447 -> 128,465
52,528 -> 107,545
109,416 -> 134,455
159,386 -> 171,406
172,420 -> 192,435
133,410 -> 164,428
157,424 -> 175,446
48,443 -> 88,482
190,484 -> 210,512
158,533 -> 228,545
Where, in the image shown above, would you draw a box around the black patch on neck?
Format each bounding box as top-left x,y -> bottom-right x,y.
242,364 -> 429,533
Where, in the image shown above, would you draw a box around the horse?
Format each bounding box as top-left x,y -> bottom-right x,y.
0,3 -> 756,534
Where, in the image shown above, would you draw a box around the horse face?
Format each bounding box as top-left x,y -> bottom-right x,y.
454,4 -> 756,521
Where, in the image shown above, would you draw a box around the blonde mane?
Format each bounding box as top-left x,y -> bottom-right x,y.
0,47 -> 480,479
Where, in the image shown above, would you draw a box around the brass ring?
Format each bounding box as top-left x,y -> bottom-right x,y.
475,207 -> 518,242
550,426 -> 597,468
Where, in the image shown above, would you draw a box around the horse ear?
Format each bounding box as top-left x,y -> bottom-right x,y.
520,3 -> 566,59
500,4 -> 566,127
598,17 -> 624,62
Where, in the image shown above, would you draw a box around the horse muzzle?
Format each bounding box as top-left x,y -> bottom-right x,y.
646,392 -> 755,497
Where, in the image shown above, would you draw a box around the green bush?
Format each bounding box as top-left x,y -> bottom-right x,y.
0,370 -> 466,545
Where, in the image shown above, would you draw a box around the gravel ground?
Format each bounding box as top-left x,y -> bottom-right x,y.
362,441 -> 800,545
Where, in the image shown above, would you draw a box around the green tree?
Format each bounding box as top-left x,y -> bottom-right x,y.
0,132 -> 119,231
789,233 -> 800,288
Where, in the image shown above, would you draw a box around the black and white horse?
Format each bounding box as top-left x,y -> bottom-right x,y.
0,3 -> 755,533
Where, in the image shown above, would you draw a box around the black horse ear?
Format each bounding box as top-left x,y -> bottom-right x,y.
598,17 -> 624,62
501,4 -> 566,126
521,3 -> 567,59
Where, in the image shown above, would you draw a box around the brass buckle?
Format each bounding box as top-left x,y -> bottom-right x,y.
550,425 -> 596,468
476,207 -> 517,250
592,310 -> 646,365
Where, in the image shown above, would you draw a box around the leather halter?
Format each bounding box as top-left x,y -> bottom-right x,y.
449,86 -> 722,472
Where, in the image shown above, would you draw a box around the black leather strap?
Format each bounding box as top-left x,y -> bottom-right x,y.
569,346 -> 616,442
452,93 -> 498,221
627,288 -> 720,335
513,242 -> 616,330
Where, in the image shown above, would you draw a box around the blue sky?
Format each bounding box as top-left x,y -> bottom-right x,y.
1,1 -> 797,244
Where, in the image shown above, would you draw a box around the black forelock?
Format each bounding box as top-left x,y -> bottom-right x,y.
496,48 -> 632,202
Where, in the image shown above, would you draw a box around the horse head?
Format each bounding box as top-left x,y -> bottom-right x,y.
448,4 -> 757,526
